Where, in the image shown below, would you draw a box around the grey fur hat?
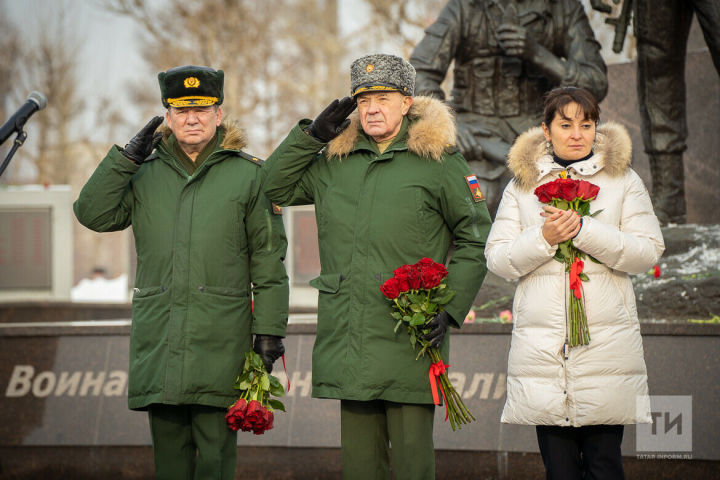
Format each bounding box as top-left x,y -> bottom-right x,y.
350,54 -> 416,97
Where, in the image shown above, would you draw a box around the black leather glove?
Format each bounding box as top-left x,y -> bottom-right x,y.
306,97 -> 357,143
421,311 -> 452,349
122,116 -> 164,165
253,334 -> 285,373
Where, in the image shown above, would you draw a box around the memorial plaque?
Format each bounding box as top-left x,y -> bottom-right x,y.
1,323 -> 718,460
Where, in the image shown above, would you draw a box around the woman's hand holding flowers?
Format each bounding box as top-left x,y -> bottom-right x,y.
541,205 -> 581,245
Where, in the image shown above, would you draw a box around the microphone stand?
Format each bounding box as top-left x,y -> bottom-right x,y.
0,128 -> 27,178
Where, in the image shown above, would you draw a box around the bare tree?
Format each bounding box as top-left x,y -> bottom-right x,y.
103,0 -> 346,156
0,8 -> 22,127
362,0 -> 447,58
0,5 -> 23,173
1,2 -> 87,185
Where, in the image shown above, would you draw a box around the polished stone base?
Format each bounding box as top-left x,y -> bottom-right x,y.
0,447 -> 716,479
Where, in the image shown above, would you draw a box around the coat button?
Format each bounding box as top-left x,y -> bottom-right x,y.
564,390 -> 567,394
565,418 -> 569,422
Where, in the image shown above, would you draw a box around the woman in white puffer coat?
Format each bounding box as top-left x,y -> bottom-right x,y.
485,87 -> 664,480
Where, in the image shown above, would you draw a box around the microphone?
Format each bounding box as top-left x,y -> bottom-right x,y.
0,91 -> 47,145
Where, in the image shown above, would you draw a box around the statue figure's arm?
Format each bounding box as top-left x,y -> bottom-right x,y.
409,0 -> 465,100
557,0 -> 609,101
497,0 -> 608,102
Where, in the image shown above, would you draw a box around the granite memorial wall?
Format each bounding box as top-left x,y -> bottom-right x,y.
1,321 -> 718,460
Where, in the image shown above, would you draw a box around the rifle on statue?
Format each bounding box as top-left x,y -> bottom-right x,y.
591,0 -> 634,54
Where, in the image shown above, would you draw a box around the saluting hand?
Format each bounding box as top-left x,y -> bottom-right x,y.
306,97 -> 357,143
122,116 -> 164,165
541,205 -> 582,245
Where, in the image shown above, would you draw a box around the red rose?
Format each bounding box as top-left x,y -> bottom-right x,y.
535,189 -> 550,203
233,399 -> 274,435
407,268 -> 423,290
393,272 -> 410,292
556,178 -> 579,201
242,400 -> 266,432
535,180 -> 562,203
380,277 -> 402,299
576,180 -> 599,201
420,262 -> 448,289
225,398 -> 248,431
545,180 -> 562,200
417,258 -> 435,268
393,264 -> 413,276
252,409 -> 274,435
421,269 -> 444,289
534,184 -> 550,203
653,264 -> 661,278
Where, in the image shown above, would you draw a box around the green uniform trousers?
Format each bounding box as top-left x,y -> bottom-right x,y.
340,399 -> 436,480
147,404 -> 237,480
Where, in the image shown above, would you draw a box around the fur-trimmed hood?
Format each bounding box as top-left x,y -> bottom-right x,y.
507,121 -> 633,191
326,96 -> 456,161
158,119 -> 248,151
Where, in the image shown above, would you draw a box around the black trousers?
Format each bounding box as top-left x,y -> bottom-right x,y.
536,425 -> 625,480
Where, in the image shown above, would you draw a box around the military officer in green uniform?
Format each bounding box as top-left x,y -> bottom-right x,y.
262,54 -> 491,480
409,0 -> 608,215
74,65 -> 289,479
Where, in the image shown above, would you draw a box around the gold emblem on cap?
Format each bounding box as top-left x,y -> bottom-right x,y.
184,77 -> 200,88
366,64 -> 375,73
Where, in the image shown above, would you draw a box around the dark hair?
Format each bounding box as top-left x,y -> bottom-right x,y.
542,87 -> 600,127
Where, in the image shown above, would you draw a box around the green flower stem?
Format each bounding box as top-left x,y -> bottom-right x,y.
545,197 -> 594,348
428,348 -> 475,431
562,246 -> 591,348
393,298 -> 407,316
568,283 -> 590,347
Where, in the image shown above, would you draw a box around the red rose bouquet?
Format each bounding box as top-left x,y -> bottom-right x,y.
534,177 -> 601,347
380,257 -> 474,431
225,350 -> 285,434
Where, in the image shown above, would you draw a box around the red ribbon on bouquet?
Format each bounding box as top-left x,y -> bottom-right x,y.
569,258 -> 585,299
429,360 -> 450,420
281,354 -> 290,391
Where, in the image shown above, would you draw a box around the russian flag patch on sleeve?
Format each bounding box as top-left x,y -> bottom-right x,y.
465,175 -> 484,202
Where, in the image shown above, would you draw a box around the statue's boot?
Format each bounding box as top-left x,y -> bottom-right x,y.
649,153 -> 686,225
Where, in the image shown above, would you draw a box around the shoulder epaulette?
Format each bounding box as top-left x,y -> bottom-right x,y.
237,150 -> 265,166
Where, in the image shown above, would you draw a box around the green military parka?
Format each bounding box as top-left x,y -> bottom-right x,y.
263,96 -> 491,404
74,122 -> 289,410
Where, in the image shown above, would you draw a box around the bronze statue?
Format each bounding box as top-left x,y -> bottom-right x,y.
410,0 -> 608,214
593,0 -> 720,225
